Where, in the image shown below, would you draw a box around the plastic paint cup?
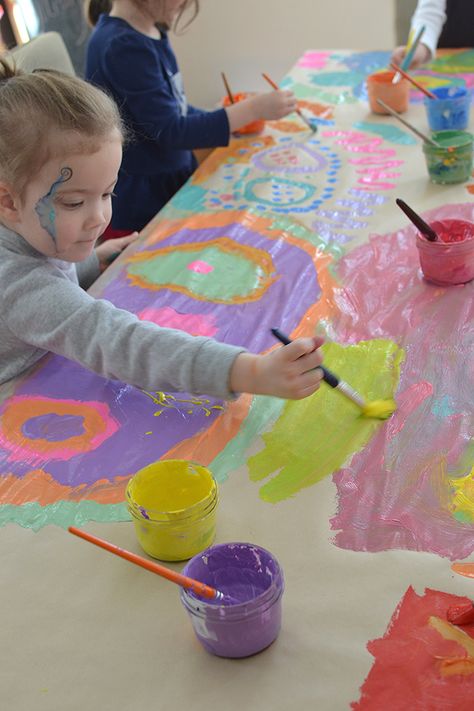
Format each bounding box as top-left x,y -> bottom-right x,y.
222,92 -> 265,134
126,460 -> 218,561
424,86 -> 471,131
180,542 -> 284,658
416,218 -> 474,285
366,70 -> 410,114
423,130 -> 474,184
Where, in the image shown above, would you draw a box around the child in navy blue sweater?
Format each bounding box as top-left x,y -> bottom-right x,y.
86,0 -> 297,234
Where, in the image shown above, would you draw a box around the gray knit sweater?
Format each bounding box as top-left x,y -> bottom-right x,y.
0,225 -> 245,397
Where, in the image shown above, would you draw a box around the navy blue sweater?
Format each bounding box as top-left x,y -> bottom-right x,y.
86,15 -> 230,231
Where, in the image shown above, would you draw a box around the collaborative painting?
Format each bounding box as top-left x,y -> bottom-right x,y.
0,49 -> 473,579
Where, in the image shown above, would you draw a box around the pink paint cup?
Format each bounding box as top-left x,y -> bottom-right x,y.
416,218 -> 474,285
366,70 -> 410,115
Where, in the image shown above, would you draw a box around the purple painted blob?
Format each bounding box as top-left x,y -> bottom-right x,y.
180,542 -> 284,658
21,413 -> 85,442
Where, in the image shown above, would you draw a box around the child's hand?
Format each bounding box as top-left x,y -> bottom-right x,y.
391,43 -> 431,69
250,89 -> 297,121
95,231 -> 139,271
225,90 -> 297,132
230,337 -> 324,400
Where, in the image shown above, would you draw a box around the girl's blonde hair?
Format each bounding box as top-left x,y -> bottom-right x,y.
0,58 -> 124,196
85,0 -> 200,32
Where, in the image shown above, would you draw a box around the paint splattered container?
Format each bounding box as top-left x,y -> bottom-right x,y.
366,70 -> 410,114
423,130 -> 473,184
222,92 -> 265,134
416,219 -> 474,285
126,460 -> 218,561
180,542 -> 284,658
424,86 -> 471,131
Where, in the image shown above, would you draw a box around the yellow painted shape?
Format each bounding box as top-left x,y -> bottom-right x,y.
429,615 -> 474,677
248,339 -> 404,503
450,465 -> 474,523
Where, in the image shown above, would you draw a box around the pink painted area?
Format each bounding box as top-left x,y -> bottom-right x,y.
331,202 -> 474,559
385,381 -> 433,438
296,51 -> 331,69
138,306 -> 218,337
187,259 -> 214,274
322,130 -> 403,190
353,587 -> 474,710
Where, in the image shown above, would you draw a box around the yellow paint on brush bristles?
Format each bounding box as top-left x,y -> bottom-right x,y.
361,399 -> 397,420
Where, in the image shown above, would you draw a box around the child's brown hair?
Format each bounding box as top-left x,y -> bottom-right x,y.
0,58 -> 124,197
85,0 -> 200,31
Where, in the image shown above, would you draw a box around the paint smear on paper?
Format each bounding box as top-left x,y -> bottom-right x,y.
450,465 -> 474,524
353,121 -> 417,145
331,202 -> 474,560
248,339 -> 403,502
353,587 -> 474,710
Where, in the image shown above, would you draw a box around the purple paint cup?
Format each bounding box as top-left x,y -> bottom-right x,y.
180,542 -> 284,658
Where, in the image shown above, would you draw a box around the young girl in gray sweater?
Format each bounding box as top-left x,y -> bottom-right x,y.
0,60 -> 324,401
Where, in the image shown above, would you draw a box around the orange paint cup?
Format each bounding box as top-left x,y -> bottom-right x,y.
366,70 -> 410,115
222,92 -> 265,134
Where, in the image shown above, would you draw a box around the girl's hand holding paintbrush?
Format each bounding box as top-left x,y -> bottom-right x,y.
230,337 -> 324,400
224,89 -> 297,132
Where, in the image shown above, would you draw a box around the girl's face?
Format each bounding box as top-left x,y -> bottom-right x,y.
14,131 -> 123,261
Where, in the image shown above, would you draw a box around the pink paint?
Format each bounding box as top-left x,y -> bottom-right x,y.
187,260 -> 214,274
296,51 -> 331,69
417,219 -> 474,285
138,306 -> 218,337
330,202 -> 474,559
323,130 -> 404,190
385,381 -> 433,438
353,587 -> 474,710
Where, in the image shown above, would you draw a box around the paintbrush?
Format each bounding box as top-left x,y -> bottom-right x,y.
400,25 -> 426,72
392,25 -> 425,83
261,72 -> 316,133
376,99 -> 440,146
389,61 -> 437,99
69,526 -> 238,604
221,71 -> 235,104
395,198 -> 438,241
271,328 -> 396,420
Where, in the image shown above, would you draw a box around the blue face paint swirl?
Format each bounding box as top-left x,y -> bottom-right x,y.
34,167 -> 72,251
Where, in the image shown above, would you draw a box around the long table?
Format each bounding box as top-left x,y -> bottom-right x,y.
1,49 -> 474,710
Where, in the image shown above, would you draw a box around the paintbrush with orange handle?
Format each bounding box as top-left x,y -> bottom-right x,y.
389,62 -> 436,99
69,526 -> 237,604
221,71 -> 235,104
261,72 -> 316,132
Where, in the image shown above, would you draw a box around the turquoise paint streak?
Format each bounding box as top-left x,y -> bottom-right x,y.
353,121 -> 417,145
210,396 -> 285,483
0,501 -> 130,531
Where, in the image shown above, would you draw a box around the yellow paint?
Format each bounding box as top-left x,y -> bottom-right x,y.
248,339 -> 404,503
362,399 -> 397,420
126,460 -> 217,561
429,615 -> 474,677
449,465 -> 474,523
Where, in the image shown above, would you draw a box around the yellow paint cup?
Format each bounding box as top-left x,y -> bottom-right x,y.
126,460 -> 218,561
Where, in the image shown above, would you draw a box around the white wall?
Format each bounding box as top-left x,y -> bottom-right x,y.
172,0 -> 396,108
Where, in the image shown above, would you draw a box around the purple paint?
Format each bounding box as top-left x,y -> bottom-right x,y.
180,542 -> 284,658
21,413 -> 85,441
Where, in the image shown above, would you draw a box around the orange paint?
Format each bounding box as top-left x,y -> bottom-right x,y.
366,70 -> 410,115
223,92 -> 265,134
0,469 -> 128,506
191,135 -> 276,184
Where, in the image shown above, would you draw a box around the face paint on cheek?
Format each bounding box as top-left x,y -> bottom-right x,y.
34,167 -> 72,251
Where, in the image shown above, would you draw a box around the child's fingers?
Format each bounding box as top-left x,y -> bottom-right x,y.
118,231 -> 139,248
282,337 -> 320,361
